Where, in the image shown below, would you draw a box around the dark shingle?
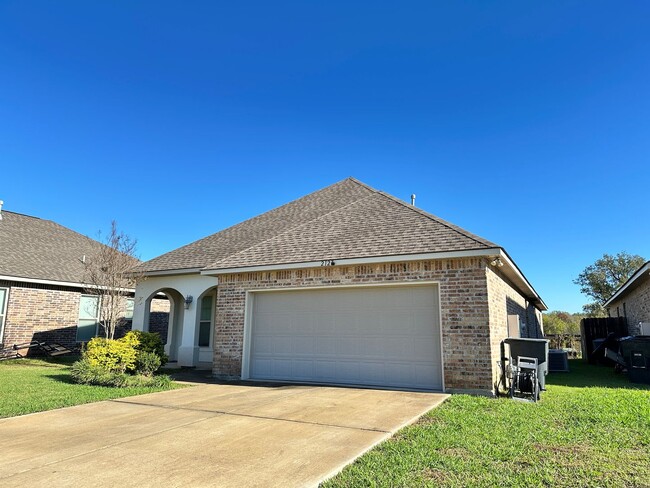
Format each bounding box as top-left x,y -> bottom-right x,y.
137,178 -> 499,273
0,211 -> 105,284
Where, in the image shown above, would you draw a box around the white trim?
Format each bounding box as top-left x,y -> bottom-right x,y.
202,249 -> 503,275
197,291 -> 216,349
0,286 -> 8,345
240,280 -> 445,392
141,268 -> 204,277
496,251 -> 547,310
0,274 -> 135,293
604,261 -> 650,307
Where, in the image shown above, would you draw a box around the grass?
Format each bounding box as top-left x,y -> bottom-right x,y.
324,360 -> 650,488
0,357 -> 180,419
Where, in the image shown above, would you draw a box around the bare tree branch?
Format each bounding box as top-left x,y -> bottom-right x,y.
83,221 -> 144,340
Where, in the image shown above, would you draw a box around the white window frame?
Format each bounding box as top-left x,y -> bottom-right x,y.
77,294 -> 101,342
0,287 -> 8,345
124,297 -> 135,320
197,292 -> 215,349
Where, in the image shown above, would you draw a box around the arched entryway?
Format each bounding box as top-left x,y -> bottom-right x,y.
131,274 -> 219,368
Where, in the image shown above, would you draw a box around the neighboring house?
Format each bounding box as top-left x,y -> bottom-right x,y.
132,178 -> 546,394
604,261 -> 650,336
0,206 -> 169,353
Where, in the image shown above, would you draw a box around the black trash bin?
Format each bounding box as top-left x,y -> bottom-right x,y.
619,336 -> 650,385
503,338 -> 550,390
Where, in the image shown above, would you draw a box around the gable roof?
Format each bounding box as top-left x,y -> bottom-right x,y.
604,260 -> 650,307
136,177 -> 498,274
0,210 -> 105,286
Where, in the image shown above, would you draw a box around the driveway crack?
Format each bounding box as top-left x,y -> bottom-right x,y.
109,399 -> 391,434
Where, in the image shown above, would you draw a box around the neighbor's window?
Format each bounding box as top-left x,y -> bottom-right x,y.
0,287 -> 8,344
198,294 -> 213,348
77,295 -> 100,342
125,298 -> 135,320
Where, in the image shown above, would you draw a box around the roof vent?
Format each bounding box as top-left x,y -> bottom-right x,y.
410,194 -> 416,206
0,200 -> 3,220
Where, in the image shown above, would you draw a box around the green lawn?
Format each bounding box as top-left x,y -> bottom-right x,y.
0,357 -> 180,418
324,361 -> 650,488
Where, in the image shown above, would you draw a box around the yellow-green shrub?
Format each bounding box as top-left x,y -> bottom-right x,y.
84,333 -> 140,373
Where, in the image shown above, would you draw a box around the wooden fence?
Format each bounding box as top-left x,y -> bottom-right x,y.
580,317 -> 628,363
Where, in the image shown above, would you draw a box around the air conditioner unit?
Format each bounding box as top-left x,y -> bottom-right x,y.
548,349 -> 569,372
640,322 -> 650,336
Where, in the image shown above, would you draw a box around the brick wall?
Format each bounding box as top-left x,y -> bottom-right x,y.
2,285 -> 80,350
608,276 -> 650,335
148,298 -> 170,343
486,267 -> 543,339
486,266 -> 544,390
214,258 -> 497,392
0,281 -> 163,351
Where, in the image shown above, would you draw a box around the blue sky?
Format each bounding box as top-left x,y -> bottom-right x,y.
1,2 -> 648,313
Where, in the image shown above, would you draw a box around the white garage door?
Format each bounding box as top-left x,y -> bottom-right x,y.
247,285 -> 442,390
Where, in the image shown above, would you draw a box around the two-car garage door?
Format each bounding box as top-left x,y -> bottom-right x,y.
246,285 -> 443,390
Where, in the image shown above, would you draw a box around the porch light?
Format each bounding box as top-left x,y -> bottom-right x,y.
184,295 -> 193,309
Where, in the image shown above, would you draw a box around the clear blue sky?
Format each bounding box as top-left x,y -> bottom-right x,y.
1,2 -> 648,313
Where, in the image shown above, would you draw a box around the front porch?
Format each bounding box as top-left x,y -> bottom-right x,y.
132,274 -> 218,368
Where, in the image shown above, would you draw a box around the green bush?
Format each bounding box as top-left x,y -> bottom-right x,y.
71,358 -> 129,386
71,358 -> 172,387
71,331 -> 170,388
128,330 -> 168,366
136,351 -> 161,377
84,334 -> 140,373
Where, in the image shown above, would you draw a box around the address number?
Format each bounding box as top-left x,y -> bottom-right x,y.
320,260 -> 336,266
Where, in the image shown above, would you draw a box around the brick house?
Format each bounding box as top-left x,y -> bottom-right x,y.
132,178 -> 546,394
0,207 -> 169,354
604,261 -> 650,336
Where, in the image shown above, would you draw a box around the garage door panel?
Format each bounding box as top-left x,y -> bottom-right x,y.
249,286 -> 442,390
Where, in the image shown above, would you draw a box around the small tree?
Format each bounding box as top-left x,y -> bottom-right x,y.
574,252 -> 645,316
84,221 -> 141,340
543,311 -> 582,349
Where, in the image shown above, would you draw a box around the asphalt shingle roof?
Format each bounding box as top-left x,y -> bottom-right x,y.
0,211 -> 105,284
136,178 -> 499,273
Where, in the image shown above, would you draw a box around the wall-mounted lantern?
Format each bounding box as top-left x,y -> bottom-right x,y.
184,295 -> 194,309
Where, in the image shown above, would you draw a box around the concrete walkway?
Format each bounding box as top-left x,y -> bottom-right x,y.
0,382 -> 448,487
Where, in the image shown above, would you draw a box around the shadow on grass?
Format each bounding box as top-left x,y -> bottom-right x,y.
547,360 -> 650,390
44,373 -> 76,384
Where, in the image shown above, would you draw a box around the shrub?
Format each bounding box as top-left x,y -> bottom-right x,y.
128,330 -> 168,366
84,334 -> 140,373
136,351 -> 161,377
71,358 -> 129,386
71,358 -> 172,387
71,331 -> 171,387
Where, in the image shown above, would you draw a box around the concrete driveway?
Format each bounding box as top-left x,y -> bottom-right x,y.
0,382 -> 448,487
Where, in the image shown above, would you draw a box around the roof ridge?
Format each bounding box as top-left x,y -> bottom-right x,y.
372,189 -> 497,248
134,178 -> 370,271
204,189 -> 375,270
1,210 -> 43,220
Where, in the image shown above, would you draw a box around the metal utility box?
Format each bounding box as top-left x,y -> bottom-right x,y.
503,338 -> 550,390
619,336 -> 650,385
548,349 -> 569,372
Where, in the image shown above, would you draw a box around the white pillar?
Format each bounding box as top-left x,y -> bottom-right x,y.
177,300 -> 199,366
131,289 -> 149,332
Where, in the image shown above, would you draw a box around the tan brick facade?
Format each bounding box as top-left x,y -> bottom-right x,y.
213,257 -> 541,393
1,284 -> 80,349
608,274 -> 650,336
0,281 -> 169,352
486,267 -> 544,388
